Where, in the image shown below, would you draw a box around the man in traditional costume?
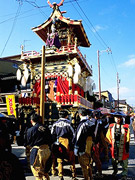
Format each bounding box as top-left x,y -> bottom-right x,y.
51,109 -> 76,180
88,110 -> 104,178
74,108 -> 95,180
92,110 -> 109,162
106,112 -> 130,180
26,113 -> 52,180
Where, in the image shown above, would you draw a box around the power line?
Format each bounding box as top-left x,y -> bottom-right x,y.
24,0 -> 79,8
23,0 -> 78,18
70,1 -> 106,49
109,53 -> 118,73
0,3 -> 22,57
71,1 -> 118,85
74,0 -> 110,49
24,0 -> 48,8
24,0 -> 48,18
0,0 -> 118,79
72,1 -> 118,71
0,9 -> 35,25
80,51 -> 116,90
0,0 -> 80,25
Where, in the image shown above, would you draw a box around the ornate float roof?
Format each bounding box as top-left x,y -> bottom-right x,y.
32,4 -> 90,47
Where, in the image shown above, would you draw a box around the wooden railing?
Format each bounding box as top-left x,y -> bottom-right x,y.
21,45 -> 92,75
56,94 -> 93,109
21,51 -> 40,58
18,94 -> 93,109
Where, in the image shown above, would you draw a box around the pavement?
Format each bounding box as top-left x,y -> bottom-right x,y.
12,128 -> 135,180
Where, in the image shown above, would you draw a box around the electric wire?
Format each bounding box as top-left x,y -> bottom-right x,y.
24,0 -> 48,18
0,9 -> 35,25
86,55 -> 116,89
100,59 -> 116,83
70,0 -> 117,89
0,0 -> 80,57
0,0 -> 117,91
71,0 -> 118,90
23,0 -> 79,8
24,0 -> 80,18
80,48 -> 117,90
73,1 -> 118,73
71,0 -> 118,81
0,3 -> 22,57
0,1 -> 82,26
109,53 -> 118,73
74,0 -> 109,49
70,1 -> 106,50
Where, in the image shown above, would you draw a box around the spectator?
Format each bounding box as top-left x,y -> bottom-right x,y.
0,119 -> 12,152
0,123 -> 26,180
106,112 -> 130,180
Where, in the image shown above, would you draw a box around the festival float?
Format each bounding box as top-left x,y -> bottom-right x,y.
17,0 -> 95,126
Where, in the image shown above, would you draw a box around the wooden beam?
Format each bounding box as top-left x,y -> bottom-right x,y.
40,45 -> 45,124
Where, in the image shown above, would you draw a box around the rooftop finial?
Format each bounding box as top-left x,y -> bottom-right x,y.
47,0 -> 64,9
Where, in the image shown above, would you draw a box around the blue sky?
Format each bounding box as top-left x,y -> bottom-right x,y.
0,0 -> 135,106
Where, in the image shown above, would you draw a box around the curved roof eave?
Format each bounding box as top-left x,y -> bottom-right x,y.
31,9 -> 90,47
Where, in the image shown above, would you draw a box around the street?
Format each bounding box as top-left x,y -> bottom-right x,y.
12,128 -> 135,180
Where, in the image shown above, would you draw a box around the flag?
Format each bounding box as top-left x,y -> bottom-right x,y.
6,95 -> 16,117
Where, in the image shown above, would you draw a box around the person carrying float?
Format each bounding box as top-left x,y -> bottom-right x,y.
74,108 -> 95,180
26,113 -> 52,180
51,109 -> 76,180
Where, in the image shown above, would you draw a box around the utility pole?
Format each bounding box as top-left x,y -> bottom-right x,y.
97,50 -> 101,100
97,48 -> 112,100
117,72 -> 120,111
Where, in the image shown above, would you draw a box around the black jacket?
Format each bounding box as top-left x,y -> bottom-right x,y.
27,123 -> 52,147
74,116 -> 95,153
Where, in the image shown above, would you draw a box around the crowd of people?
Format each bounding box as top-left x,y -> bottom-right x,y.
0,107 -> 133,180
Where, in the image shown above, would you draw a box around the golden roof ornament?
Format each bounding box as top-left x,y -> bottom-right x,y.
47,0 -> 64,9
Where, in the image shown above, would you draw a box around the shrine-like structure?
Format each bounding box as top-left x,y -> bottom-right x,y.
18,0 -> 93,123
